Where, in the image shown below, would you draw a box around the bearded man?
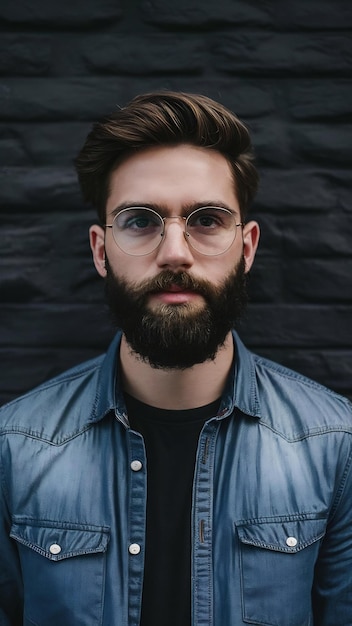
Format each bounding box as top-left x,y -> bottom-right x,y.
1,91 -> 351,626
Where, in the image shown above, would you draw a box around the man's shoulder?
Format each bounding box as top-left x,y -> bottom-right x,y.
252,351 -> 352,436
0,354 -> 106,439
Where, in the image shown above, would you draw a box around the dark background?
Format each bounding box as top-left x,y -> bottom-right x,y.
1,0 -> 351,405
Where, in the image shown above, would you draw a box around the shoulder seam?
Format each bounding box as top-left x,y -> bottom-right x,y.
253,354 -> 351,406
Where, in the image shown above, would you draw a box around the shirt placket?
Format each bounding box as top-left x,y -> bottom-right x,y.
126,429 -> 147,626
191,420 -> 220,626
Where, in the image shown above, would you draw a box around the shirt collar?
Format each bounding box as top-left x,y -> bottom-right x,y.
88,331 -> 125,424
221,331 -> 261,419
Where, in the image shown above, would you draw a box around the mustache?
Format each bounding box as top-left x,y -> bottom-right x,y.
128,270 -> 219,299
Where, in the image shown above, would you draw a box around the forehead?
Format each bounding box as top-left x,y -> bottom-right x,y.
105,144 -> 239,216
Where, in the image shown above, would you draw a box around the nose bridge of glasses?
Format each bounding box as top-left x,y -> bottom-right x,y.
161,215 -> 188,235
162,215 -> 187,224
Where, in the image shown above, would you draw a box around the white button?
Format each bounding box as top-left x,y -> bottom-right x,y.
286,536 -> 297,547
130,460 -> 142,472
129,543 -> 141,555
49,543 -> 62,555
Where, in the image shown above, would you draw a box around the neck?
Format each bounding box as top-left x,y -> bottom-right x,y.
119,332 -> 234,410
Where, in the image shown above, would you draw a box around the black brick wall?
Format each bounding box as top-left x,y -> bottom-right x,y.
1,0 -> 351,404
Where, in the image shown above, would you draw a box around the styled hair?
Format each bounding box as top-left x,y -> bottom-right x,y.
75,91 -> 258,223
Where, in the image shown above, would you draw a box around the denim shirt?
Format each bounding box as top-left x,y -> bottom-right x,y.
1,331 -> 352,626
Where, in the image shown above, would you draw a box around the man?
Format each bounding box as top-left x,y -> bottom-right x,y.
0,91 -> 351,626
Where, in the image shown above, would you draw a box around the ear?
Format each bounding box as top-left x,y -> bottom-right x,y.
242,220 -> 260,273
89,224 -> 107,277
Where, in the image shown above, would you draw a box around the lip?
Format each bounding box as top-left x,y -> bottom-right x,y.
150,287 -> 202,305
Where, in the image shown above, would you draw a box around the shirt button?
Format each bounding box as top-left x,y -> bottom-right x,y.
130,460 -> 143,472
49,543 -> 62,555
286,536 -> 297,547
129,543 -> 141,555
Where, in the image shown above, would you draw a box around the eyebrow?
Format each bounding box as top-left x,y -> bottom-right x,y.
109,201 -> 238,218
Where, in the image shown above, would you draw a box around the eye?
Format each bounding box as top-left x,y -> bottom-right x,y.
116,209 -> 161,233
196,214 -> 219,228
126,216 -> 153,230
188,208 -> 228,230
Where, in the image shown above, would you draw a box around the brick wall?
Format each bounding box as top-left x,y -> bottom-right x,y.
1,0 -> 351,404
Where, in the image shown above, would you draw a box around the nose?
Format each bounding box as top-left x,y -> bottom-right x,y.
155,218 -> 194,269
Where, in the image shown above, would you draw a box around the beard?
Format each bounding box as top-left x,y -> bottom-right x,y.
104,257 -> 248,369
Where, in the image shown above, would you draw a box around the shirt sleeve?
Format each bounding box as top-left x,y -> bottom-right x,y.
312,436 -> 352,625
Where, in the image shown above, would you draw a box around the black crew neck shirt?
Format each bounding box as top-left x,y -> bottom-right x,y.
125,393 -> 220,626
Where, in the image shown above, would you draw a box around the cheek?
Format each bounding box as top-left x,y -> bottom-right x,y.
106,249 -> 154,283
200,253 -> 241,284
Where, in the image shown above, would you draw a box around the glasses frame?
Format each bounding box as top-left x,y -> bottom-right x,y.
105,205 -> 244,257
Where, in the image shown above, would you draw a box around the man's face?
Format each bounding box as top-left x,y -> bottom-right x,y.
90,144 -> 259,368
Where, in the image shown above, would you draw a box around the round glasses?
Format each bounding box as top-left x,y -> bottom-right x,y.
105,206 -> 244,256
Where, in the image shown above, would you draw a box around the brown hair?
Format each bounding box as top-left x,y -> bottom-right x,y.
75,91 -> 258,223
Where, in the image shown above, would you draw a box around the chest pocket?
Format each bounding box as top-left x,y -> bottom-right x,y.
11,518 -> 110,626
235,514 -> 327,626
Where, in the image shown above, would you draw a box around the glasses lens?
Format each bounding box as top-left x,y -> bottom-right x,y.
113,207 -> 163,255
186,207 -> 237,255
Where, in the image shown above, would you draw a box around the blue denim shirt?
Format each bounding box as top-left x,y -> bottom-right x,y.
1,331 -> 352,626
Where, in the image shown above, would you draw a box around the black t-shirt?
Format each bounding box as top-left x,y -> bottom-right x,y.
125,393 -> 220,626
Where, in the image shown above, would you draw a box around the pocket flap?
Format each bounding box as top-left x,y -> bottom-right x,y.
235,514 -> 327,553
10,518 -> 110,561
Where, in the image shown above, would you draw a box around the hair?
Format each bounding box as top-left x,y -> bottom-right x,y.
74,91 -> 259,223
